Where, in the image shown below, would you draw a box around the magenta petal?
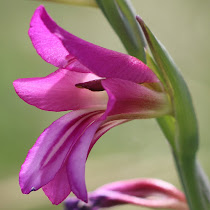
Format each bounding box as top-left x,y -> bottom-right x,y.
29,5 -> 91,73
94,179 -> 188,210
62,39 -> 158,83
29,5 -> 70,69
99,179 -> 186,201
19,110 -> 103,195
67,120 -> 102,202
13,69 -> 107,111
64,179 -> 187,210
102,78 -> 170,118
30,6 -> 158,83
42,166 -> 71,205
66,59 -> 91,73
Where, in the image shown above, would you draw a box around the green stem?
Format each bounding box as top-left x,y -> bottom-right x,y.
196,161 -> 210,208
173,153 -> 207,210
158,116 -> 209,209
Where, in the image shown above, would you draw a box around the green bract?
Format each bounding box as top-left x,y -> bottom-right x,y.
136,16 -> 198,157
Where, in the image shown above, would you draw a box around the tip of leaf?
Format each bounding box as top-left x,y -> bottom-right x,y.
136,15 -> 144,27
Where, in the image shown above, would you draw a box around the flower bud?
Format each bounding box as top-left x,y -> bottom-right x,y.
64,178 -> 188,210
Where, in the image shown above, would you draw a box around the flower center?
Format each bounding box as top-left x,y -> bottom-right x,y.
75,79 -> 105,91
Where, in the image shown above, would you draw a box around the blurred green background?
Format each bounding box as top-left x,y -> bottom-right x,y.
1,0 -> 210,209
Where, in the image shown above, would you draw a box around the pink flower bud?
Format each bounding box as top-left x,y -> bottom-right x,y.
64,178 -> 188,210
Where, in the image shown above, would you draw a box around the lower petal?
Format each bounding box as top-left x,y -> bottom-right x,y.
42,165 -> 71,205
67,118 -> 129,202
19,109 -> 103,195
67,120 -> 102,202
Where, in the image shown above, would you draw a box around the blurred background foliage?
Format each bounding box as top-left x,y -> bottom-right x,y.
1,0 -> 210,209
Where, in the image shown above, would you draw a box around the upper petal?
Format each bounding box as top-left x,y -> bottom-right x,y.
102,78 -> 171,119
30,6 -> 158,83
19,109 -> 103,195
29,5 -> 70,69
13,69 -> 107,112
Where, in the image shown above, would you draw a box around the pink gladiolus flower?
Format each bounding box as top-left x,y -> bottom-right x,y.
13,6 -> 171,205
64,178 -> 188,210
